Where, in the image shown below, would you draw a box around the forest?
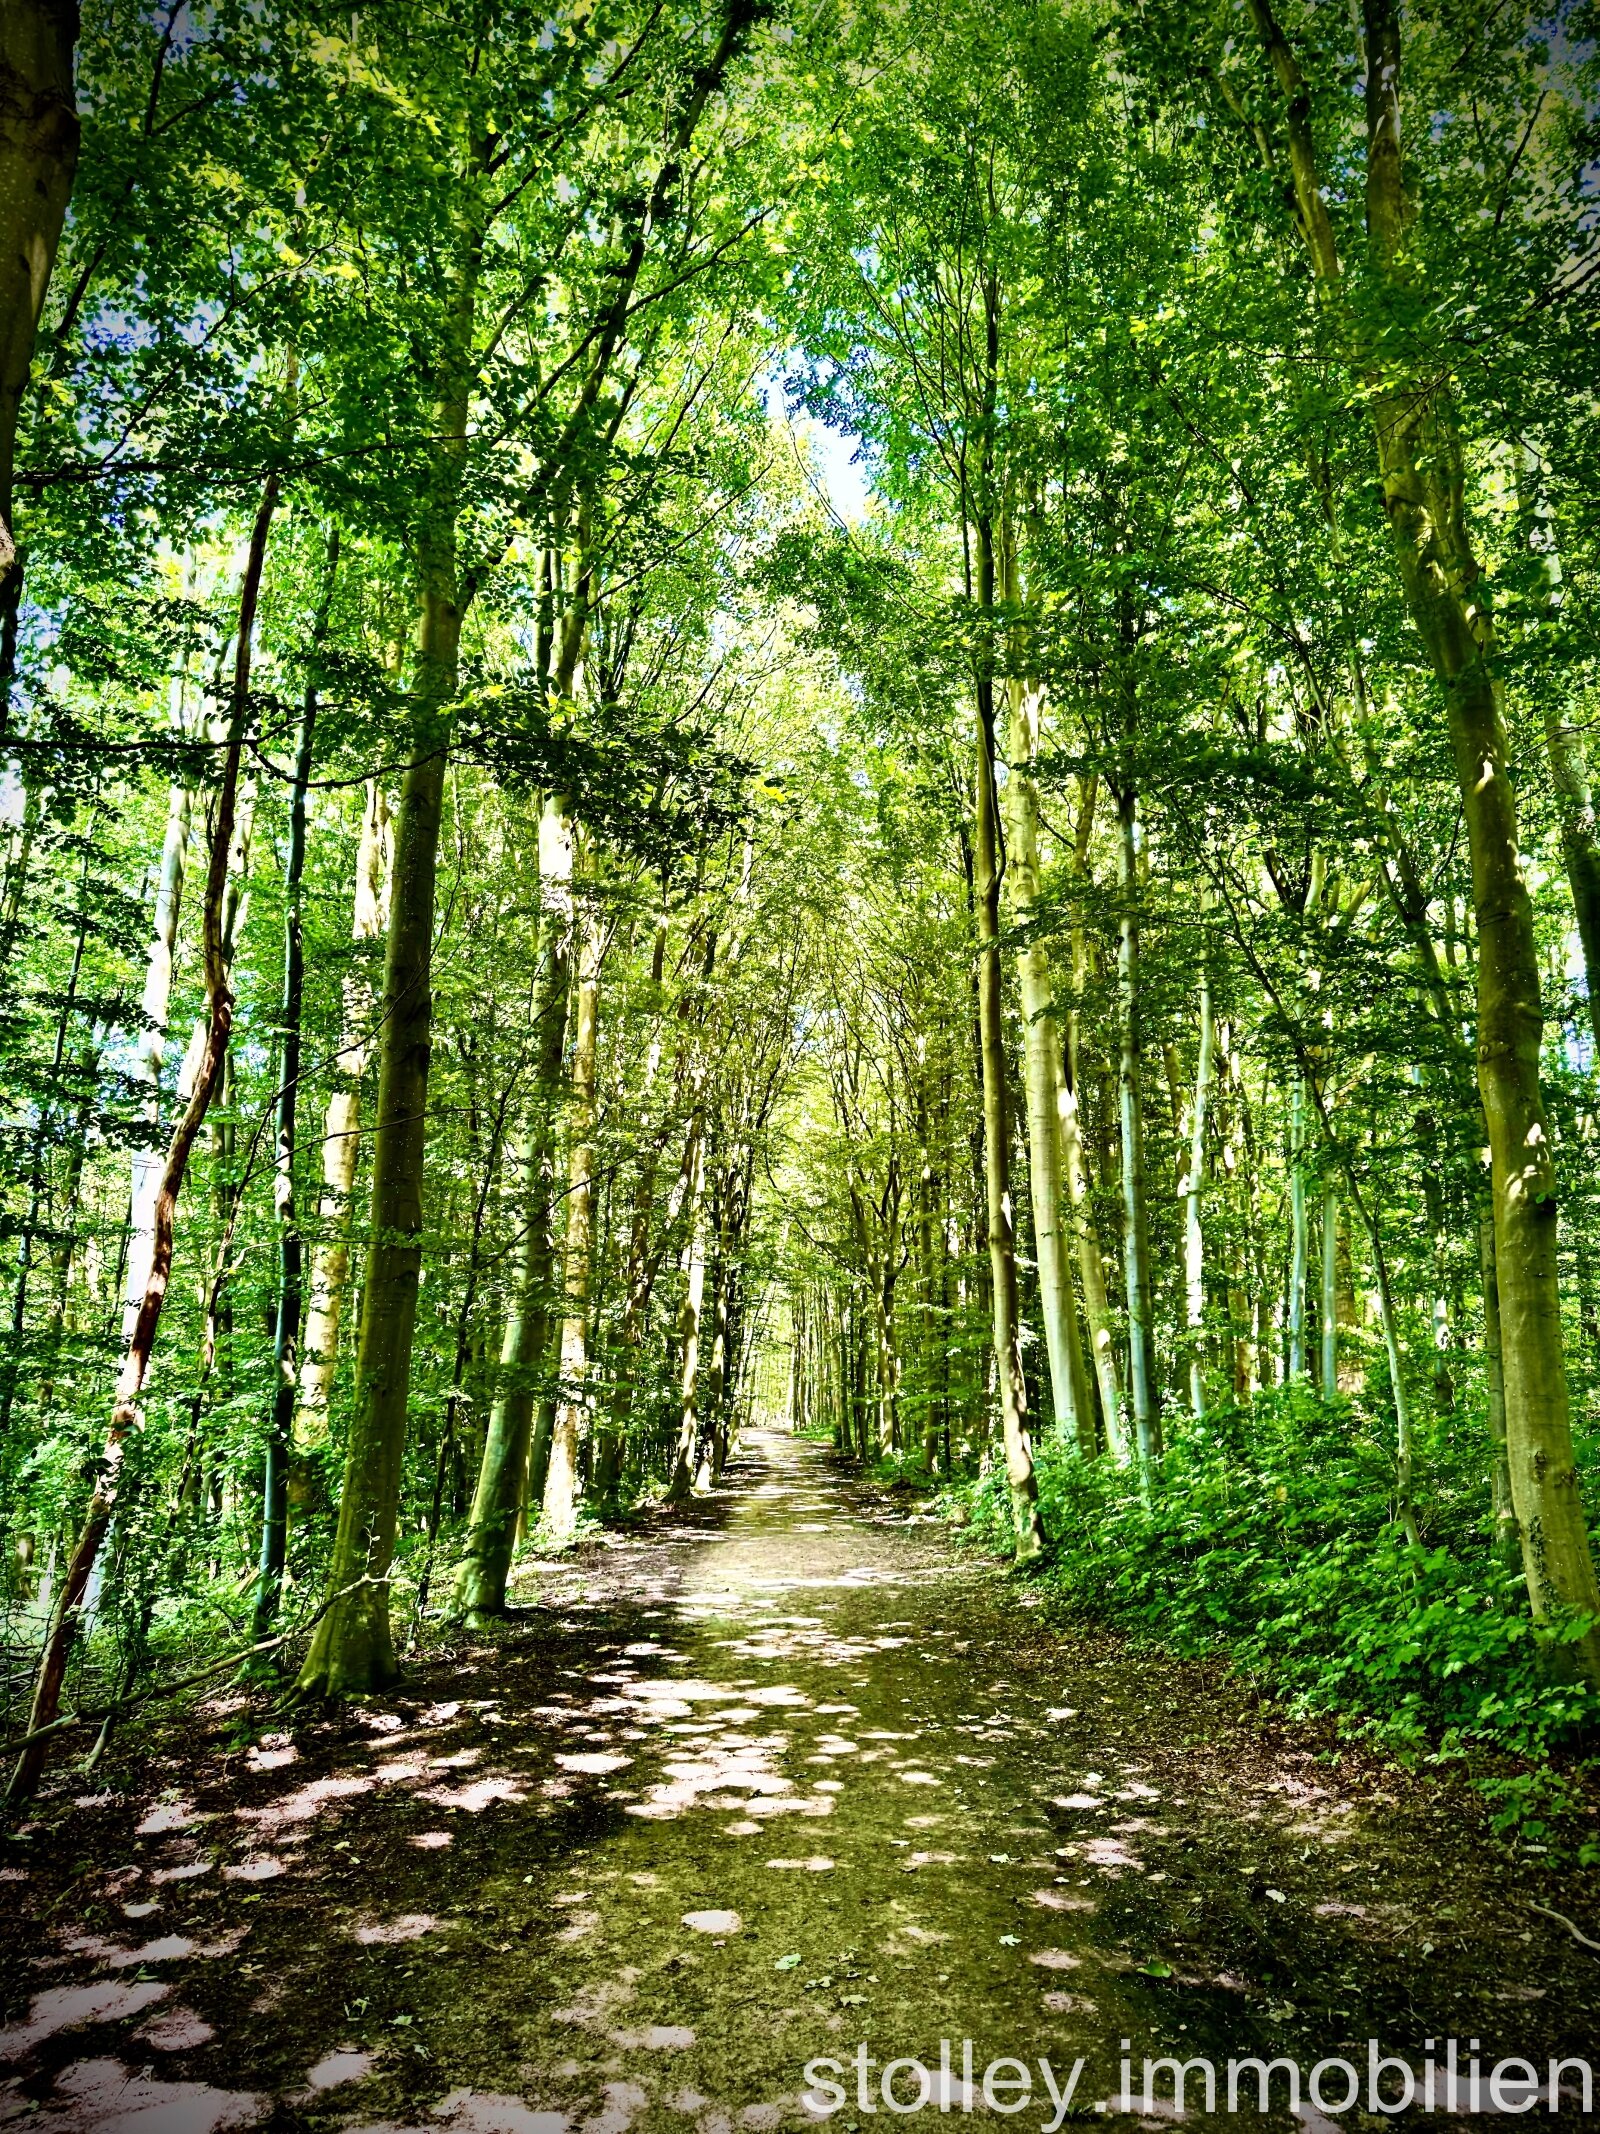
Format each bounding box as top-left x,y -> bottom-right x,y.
2,0 -> 1600,2120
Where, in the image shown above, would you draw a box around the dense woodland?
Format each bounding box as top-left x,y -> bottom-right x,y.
2,0 -> 1599,1818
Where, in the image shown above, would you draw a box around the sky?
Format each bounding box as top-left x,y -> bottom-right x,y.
756,361 -> 873,525
799,414 -> 873,524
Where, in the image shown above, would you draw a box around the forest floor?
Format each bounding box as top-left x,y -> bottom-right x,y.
4,1432 -> 1600,2132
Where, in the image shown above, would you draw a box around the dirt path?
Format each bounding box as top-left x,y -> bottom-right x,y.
5,1431 -> 1599,2130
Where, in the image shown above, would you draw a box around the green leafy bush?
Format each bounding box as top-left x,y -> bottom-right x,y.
959,1386 -> 1600,1758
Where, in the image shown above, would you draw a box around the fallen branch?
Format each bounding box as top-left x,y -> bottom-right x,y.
1529,1900 -> 1600,1954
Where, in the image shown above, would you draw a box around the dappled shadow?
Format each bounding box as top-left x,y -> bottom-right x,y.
4,1434 -> 1600,2130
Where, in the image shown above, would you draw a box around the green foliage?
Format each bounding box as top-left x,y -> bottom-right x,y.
961,1391 -> 1600,1760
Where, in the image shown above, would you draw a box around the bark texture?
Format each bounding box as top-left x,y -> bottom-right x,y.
1183,968 -> 1214,1418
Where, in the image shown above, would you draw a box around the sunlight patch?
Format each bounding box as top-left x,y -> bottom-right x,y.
352,1914 -> 438,1945
0,1983 -> 171,2061
136,2009 -> 214,2052
35,2057 -> 262,2132
305,2049 -> 373,2090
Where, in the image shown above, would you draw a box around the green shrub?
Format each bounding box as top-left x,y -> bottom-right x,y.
959,1386 -> 1600,1759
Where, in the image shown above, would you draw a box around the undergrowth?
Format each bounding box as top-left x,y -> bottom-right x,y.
930,1385 -> 1600,1861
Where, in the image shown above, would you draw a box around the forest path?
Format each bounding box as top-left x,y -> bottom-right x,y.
5,1431 -> 1599,2131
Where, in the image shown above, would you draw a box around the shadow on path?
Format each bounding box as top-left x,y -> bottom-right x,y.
4,1431 -> 1599,2129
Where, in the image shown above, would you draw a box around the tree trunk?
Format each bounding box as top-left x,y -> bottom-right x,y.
1319,1183 -> 1339,1402
472,1060 -> 565,1589
1247,0 -> 1600,1677
1002,671 -> 1094,1454
1183,966 -> 1214,1418
1061,933 -> 1126,1457
973,556 -> 1043,1559
542,862 -> 603,1540
254,528 -> 339,1635
451,805 -> 573,1616
600,897 -> 671,1483
697,1170 -> 731,1488
1478,1210 -> 1518,1565
1116,784 -> 1160,1470
122,777 -> 194,1342
666,1120 -> 708,1502
1514,443 -> 1600,1059
915,1078 -> 945,1470
295,592 -> 457,1698
0,0 -> 79,687
291,779 -> 392,1492
292,143 -> 495,1696
11,471 -> 277,1800
1287,1077 -> 1309,1381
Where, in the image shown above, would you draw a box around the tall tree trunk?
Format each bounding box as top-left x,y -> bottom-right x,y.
599,896 -> 671,1485
1223,1083 -> 1257,1400
0,0 -> 79,693
542,864 -> 603,1540
122,776 -> 194,1342
254,529 -> 339,1635
666,1118 -> 708,1503
188,761 -> 257,1362
451,804 -> 573,1616
1514,443 -> 1600,1058
1247,0 -> 1600,1677
915,1076 -> 945,1470
1061,932 -> 1126,1457
11,471 -> 277,1799
1183,966 -> 1214,1418
973,535 -> 1043,1559
294,152 -> 491,1696
1319,1183 -> 1339,1402
709,1144 -> 756,1480
455,1064 -> 563,1607
1002,668 -> 1094,1454
697,1169 -> 731,1487
1478,1212 -> 1518,1565
1287,1077 -> 1309,1380
1116,784 -> 1160,1470
291,779 -> 392,1493
295,588 -> 459,1697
